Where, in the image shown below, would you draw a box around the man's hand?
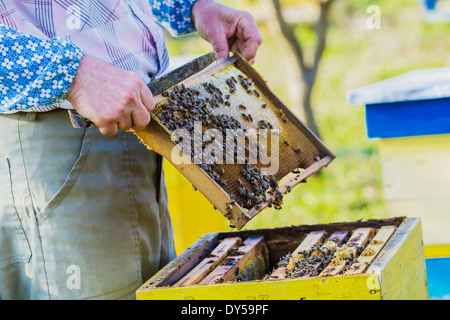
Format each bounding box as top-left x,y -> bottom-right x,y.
192,0 -> 262,63
66,55 -> 155,136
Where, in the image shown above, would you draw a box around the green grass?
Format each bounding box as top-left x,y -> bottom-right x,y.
165,0 -> 450,230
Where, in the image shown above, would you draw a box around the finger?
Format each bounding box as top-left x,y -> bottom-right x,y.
240,38 -> 261,62
117,116 -> 133,132
238,28 -> 262,61
235,14 -> 262,61
140,84 -> 155,112
131,103 -> 151,131
210,30 -> 230,60
98,123 -> 119,136
230,38 -> 257,63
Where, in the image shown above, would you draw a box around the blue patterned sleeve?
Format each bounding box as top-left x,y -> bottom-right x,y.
0,23 -> 83,113
149,0 -> 198,37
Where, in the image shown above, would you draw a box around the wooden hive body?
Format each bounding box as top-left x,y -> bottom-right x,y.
136,217 -> 428,300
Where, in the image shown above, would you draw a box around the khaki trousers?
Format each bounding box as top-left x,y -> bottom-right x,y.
0,110 -> 176,299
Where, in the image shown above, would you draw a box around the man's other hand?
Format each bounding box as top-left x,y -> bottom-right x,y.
192,0 -> 262,64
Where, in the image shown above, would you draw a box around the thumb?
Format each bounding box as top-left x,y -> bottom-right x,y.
210,32 -> 230,60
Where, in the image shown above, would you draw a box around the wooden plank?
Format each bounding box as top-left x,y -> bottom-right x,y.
319,228 -> 374,277
137,274 -> 380,300
345,226 -> 397,275
379,135 -> 450,200
300,230 -> 350,279
199,236 -> 264,285
379,136 -> 450,246
174,237 -> 242,287
269,230 -> 327,280
374,218 -> 429,300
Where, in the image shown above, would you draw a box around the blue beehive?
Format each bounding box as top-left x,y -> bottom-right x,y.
424,0 -> 440,10
348,67 -> 450,139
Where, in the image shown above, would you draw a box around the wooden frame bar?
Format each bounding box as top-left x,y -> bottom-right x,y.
199,236 -> 265,285
319,228 -> 374,277
269,230 -> 327,279
174,237 -> 242,287
345,226 -> 397,275
300,230 -> 350,279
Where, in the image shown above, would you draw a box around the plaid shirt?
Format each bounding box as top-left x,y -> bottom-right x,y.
0,0 -> 197,127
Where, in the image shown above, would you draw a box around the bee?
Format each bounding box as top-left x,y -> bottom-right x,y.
293,148 -> 301,153
269,176 -> 278,189
261,103 -> 267,109
253,90 -> 260,97
283,140 -> 289,146
241,113 -> 253,122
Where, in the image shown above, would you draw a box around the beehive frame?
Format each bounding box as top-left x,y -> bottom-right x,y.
136,217 -> 428,300
135,53 -> 335,229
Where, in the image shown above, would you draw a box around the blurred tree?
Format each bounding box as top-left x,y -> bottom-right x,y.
266,0 -> 336,138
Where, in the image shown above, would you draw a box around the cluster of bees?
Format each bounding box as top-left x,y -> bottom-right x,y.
267,238 -> 366,279
156,75 -> 289,212
159,83 -> 241,134
274,242 -> 337,278
235,166 -> 283,211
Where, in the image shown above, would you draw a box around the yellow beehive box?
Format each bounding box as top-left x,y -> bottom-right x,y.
136,217 -> 428,300
378,135 -> 450,250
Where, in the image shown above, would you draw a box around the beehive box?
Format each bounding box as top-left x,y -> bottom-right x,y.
347,68 -> 450,248
136,217 -> 428,300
